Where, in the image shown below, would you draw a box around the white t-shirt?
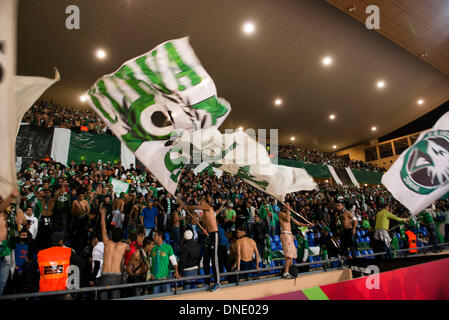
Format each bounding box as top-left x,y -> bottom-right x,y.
26,216 -> 39,240
92,242 -> 104,278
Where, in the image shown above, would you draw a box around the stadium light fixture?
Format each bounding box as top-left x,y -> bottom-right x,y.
371,126 -> 377,131
96,49 -> 107,59
322,56 -> 333,66
80,95 -> 88,102
376,80 -> 385,89
329,114 -> 336,120
243,22 -> 255,34
417,99 -> 424,105
274,98 -> 282,106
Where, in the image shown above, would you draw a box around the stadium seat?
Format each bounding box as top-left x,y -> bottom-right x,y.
356,251 -> 361,257
367,249 -> 375,259
271,242 -> 278,251
361,250 -> 368,256
294,239 -> 298,248
356,231 -> 361,238
273,235 -> 280,243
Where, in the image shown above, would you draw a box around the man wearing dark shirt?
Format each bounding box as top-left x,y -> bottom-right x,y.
179,230 -> 202,290
250,214 -> 268,260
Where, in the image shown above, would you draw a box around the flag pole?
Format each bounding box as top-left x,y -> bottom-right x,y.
175,195 -> 206,232
282,202 -> 313,225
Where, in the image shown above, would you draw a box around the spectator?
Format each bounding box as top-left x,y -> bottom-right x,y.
179,230 -> 201,290
140,200 -> 158,237
89,233 -> 104,287
373,204 -> 408,258
127,236 -> 154,296
98,205 -> 129,300
236,228 -> 260,274
149,231 -> 180,294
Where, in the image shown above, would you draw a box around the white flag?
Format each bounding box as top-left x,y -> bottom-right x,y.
176,127 -> 316,201
0,1 -> 59,198
0,0 -> 18,199
382,111 -> 449,215
110,177 -> 130,196
87,37 -> 231,195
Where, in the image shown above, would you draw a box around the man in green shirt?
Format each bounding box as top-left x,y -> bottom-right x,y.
418,209 -> 439,252
223,203 -> 236,231
150,231 -> 180,294
259,200 -> 274,236
374,204 -> 408,258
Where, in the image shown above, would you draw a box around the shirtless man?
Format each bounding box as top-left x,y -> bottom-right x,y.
336,200 -> 358,259
34,187 -> 56,249
236,228 -> 260,273
185,195 -> 221,292
111,193 -> 125,229
71,192 -> 90,217
99,204 -> 129,300
127,237 -> 154,296
279,202 -> 312,279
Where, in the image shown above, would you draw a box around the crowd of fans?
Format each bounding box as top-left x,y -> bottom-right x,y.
279,144 -> 385,172
22,100 -> 383,172
0,153 -> 448,299
22,100 -> 110,135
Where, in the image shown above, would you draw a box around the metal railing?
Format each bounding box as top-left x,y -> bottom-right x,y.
0,243 -> 447,300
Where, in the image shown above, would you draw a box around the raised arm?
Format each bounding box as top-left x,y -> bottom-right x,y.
100,204 -> 110,244
0,190 -> 19,213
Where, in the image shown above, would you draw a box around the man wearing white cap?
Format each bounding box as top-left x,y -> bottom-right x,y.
179,230 -> 202,290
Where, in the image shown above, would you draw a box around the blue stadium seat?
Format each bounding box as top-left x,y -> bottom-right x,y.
271,242 -> 278,251
165,233 -> 170,241
356,231 -> 361,238
361,250 -> 368,256
364,237 -> 370,243
367,249 -> 375,259
356,251 -> 361,257
294,240 -> 298,248
273,235 -> 280,243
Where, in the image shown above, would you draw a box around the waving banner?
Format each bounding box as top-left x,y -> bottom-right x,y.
382,111 -> 449,215
87,37 -> 231,194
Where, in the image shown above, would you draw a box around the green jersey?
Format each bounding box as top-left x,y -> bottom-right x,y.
150,243 -> 175,279
225,209 -> 236,221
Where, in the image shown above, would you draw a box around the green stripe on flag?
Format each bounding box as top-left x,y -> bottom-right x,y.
67,131 -> 121,165
302,287 -> 330,300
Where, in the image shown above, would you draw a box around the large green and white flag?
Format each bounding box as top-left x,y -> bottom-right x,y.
110,177 -> 130,196
382,111 -> 449,215
86,37 -> 231,194
50,128 -> 135,168
176,127 -> 317,201
0,0 -> 59,198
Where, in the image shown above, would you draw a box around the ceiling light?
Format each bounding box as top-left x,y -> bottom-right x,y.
417,99 -> 424,105
329,114 -> 336,120
290,136 -> 295,141
348,5 -> 356,12
274,98 -> 282,106
420,52 -> 428,57
371,126 -> 377,131
80,95 -> 88,102
376,81 -> 385,89
96,49 -> 106,59
322,56 -> 333,66
243,22 -> 255,34
332,145 -> 337,149
238,127 -> 243,131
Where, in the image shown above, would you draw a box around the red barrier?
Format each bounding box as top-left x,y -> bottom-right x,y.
321,257 -> 449,300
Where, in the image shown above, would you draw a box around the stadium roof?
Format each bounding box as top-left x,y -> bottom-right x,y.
17,0 -> 449,152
